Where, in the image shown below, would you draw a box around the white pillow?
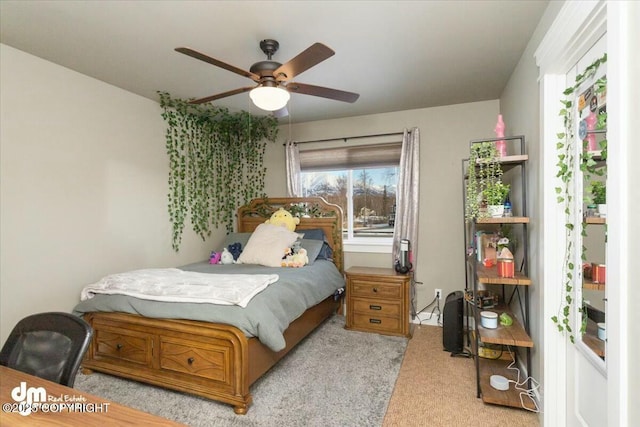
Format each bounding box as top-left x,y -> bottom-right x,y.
237,223 -> 300,267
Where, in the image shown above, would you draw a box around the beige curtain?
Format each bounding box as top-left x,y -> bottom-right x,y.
285,141 -> 301,197
392,128 -> 420,273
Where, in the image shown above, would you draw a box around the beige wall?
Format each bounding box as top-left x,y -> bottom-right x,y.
499,0 -> 563,416
0,45 -> 216,342
263,100 -> 500,314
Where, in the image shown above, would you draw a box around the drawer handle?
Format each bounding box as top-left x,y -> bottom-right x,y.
187,357 -> 195,365
369,305 -> 382,310
116,343 -> 123,350
369,318 -> 382,324
373,287 -> 378,293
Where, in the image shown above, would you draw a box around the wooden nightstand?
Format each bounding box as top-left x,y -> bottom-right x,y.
345,266 -> 412,338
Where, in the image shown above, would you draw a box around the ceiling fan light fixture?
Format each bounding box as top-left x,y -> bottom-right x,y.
249,86 -> 290,111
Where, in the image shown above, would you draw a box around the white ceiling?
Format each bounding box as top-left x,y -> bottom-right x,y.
0,1 -> 548,123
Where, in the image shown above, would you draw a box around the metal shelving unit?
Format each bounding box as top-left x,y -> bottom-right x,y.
462,135 -> 533,410
581,145 -> 607,360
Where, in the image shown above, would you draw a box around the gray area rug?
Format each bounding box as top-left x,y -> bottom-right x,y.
74,315 -> 408,427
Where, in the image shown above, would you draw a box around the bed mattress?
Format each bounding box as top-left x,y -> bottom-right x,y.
73,260 -> 344,352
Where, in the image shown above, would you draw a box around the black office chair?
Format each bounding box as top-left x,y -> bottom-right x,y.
0,312 -> 93,387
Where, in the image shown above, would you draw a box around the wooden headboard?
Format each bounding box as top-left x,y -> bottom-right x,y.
237,197 -> 344,273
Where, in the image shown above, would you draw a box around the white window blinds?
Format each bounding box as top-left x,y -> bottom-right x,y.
299,142 -> 402,171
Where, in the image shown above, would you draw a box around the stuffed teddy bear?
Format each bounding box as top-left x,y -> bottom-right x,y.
265,207 -> 300,231
220,247 -> 235,265
209,251 -> 222,265
291,248 -> 309,267
281,247 -> 308,268
227,242 -> 243,261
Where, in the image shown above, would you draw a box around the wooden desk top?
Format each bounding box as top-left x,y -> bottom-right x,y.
0,366 -> 184,426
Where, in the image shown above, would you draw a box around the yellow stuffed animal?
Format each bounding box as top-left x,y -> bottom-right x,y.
265,208 -> 300,231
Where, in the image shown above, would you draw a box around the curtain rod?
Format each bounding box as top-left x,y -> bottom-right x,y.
288,131 -> 405,145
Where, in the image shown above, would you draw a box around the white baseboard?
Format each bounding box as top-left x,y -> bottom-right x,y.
411,313 -> 477,328
411,312 -> 441,327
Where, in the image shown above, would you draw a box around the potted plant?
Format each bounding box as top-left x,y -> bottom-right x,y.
591,180 -> 606,217
483,181 -> 510,217
465,141 -> 503,222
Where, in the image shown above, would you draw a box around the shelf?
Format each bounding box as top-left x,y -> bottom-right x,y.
477,309 -> 533,348
476,263 -> 531,285
479,358 -> 538,411
477,216 -> 529,224
464,154 -> 529,178
582,319 -> 605,358
584,150 -> 606,169
585,216 -> 606,224
473,154 -> 529,166
496,154 -> 529,168
464,135 -> 533,411
583,278 -> 605,291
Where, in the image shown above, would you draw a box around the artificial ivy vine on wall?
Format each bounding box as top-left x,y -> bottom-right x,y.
552,53 -> 607,343
159,92 -> 279,251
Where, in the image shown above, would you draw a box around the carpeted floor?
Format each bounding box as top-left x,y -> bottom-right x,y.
74,315 -> 408,426
74,318 -> 539,426
383,324 -> 539,427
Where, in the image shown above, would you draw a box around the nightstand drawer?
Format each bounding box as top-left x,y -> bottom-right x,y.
351,313 -> 401,334
352,298 -> 401,317
350,279 -> 401,299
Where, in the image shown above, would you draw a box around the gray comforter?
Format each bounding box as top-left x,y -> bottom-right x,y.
72,260 -> 344,352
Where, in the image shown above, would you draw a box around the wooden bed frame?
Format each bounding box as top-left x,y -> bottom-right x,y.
81,197 -> 343,414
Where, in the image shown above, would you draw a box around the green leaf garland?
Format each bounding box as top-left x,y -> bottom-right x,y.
159,92 -> 279,251
553,53 -> 607,343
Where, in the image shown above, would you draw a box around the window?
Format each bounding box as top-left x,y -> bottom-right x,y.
299,143 -> 400,242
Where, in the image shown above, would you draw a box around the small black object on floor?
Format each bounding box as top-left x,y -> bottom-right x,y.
442,291 -> 467,356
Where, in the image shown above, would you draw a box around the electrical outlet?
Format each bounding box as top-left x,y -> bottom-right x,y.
435,288 -> 442,300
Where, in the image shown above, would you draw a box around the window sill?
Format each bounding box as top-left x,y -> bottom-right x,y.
344,239 -> 393,254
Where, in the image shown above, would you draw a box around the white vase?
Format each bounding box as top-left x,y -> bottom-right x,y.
488,205 -> 504,218
597,204 -> 607,218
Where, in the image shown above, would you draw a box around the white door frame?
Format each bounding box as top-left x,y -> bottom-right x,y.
536,1 -> 630,425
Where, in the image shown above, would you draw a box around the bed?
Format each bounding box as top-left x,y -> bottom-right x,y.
75,197 -> 344,414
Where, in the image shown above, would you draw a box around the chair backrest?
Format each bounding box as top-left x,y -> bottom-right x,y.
0,312 -> 93,387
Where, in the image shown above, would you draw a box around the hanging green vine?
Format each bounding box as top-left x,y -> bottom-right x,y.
552,53 -> 607,343
159,92 -> 279,251
465,141 -> 503,222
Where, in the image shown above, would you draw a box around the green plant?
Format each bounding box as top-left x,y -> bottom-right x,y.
580,76 -> 607,188
465,141 -> 503,222
553,52 -> 607,343
288,202 -> 327,218
158,92 -> 279,251
499,223 -> 517,254
594,76 -> 608,162
483,181 -> 510,206
590,181 -> 606,204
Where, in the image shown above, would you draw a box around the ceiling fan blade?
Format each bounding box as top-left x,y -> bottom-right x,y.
274,43 -> 335,81
189,86 -> 255,104
286,83 -> 360,103
175,47 -> 260,82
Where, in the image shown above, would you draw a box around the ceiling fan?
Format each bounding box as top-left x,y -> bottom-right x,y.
175,39 -> 359,113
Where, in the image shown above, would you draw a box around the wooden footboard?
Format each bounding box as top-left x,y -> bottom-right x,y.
81,296 -> 339,414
